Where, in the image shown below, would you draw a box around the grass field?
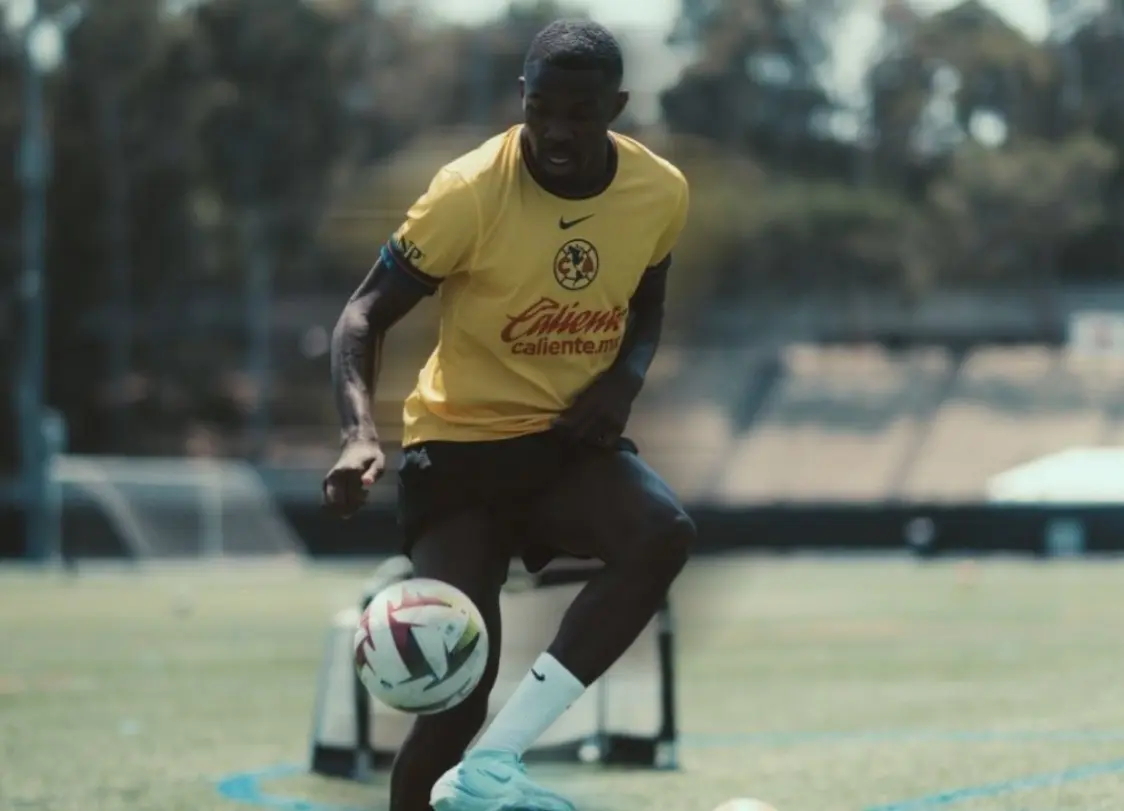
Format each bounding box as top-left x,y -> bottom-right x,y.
3,556 -> 1124,811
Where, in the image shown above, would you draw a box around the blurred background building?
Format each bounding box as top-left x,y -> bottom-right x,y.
6,0 -> 1124,560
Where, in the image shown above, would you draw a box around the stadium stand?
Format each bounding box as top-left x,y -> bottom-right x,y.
627,346 -> 768,501
899,347 -> 1124,500
715,344 -> 957,502
237,341 -> 1124,513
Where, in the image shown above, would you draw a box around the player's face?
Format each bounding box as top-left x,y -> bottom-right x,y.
520,62 -> 628,187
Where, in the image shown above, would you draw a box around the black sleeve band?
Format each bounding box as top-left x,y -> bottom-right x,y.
647,253 -> 673,273
382,241 -> 442,296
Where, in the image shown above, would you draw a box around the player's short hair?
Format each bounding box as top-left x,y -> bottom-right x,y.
524,19 -> 624,88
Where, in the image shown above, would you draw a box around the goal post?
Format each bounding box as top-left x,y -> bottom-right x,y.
47,455 -> 305,561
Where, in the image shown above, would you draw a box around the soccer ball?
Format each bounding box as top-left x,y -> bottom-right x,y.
353,578 -> 489,715
713,800 -> 777,811
712,801 -> 777,811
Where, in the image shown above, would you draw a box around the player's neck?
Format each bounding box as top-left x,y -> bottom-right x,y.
520,130 -> 618,200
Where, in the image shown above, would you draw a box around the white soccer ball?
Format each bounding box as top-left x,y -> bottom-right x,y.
713,800 -> 778,811
353,578 -> 489,715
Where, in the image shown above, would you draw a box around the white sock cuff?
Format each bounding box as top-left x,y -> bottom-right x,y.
531,653 -> 585,691
469,652 -> 588,756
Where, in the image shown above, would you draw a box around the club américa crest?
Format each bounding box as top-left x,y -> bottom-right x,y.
553,239 -> 599,291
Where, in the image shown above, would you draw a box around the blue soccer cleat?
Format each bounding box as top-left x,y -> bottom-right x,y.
430,749 -> 576,811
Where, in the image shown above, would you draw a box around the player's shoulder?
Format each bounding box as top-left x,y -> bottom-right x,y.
613,132 -> 688,199
433,126 -> 522,199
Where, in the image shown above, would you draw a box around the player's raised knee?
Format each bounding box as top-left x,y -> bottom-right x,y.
640,509 -> 694,580
666,509 -> 697,561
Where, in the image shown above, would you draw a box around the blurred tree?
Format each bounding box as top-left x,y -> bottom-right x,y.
8,0 -> 1124,458
1053,6 -> 1124,279
320,0 -> 590,277
923,134 -> 1116,287
726,179 -> 921,298
454,0 -> 591,130
194,0 -> 353,287
1062,8 -> 1124,136
7,0 -> 367,455
321,0 -> 586,161
191,0 -> 358,455
660,0 -> 853,177
868,0 -> 1063,188
46,0 -> 207,451
0,30 -> 20,255
319,4 -> 463,162
0,30 -> 18,473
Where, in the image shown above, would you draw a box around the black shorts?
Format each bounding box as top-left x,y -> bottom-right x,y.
396,429 -> 686,572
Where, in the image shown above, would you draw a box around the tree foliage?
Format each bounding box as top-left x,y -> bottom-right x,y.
662,0 -> 1123,295
6,0 -> 1124,456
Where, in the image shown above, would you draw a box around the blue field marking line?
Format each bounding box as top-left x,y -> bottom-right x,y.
216,763 -> 364,811
682,728 -> 1124,747
866,757 -> 1124,811
214,729 -> 1124,811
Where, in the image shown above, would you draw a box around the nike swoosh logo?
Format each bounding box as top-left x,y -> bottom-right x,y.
559,214 -> 594,230
531,669 -> 545,682
483,770 -> 512,784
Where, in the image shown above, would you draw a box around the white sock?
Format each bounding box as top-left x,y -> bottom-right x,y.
470,653 -> 586,756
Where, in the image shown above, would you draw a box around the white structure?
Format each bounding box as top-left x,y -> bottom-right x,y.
48,455 -> 305,559
986,447 -> 1124,504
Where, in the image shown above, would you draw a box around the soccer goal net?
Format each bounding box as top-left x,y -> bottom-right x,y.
49,455 -> 305,559
309,560 -> 678,778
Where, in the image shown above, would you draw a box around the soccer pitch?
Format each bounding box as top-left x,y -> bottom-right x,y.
3,557 -> 1124,811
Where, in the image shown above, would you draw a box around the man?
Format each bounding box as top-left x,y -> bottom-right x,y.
323,19 -> 693,811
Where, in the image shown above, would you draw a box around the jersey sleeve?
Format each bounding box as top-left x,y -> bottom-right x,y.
385,167 -> 479,292
648,174 -> 689,268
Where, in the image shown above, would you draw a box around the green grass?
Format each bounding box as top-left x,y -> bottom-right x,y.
3,557 -> 1124,811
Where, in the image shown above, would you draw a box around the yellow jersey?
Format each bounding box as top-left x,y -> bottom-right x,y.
388,125 -> 689,446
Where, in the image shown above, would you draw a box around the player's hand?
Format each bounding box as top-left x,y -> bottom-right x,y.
553,369 -> 642,448
322,438 -> 386,518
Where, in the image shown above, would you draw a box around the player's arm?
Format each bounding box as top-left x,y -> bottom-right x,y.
322,255 -> 431,518
324,168 -> 478,516
330,255 -> 431,446
555,175 -> 689,447
613,172 -> 689,392
553,256 -> 670,447
613,254 -> 670,391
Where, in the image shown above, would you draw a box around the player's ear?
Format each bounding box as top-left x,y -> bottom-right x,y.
610,90 -> 629,123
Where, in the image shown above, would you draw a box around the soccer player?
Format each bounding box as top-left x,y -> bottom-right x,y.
323,19 -> 693,811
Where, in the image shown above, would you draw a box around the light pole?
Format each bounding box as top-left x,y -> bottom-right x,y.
6,0 -> 83,562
